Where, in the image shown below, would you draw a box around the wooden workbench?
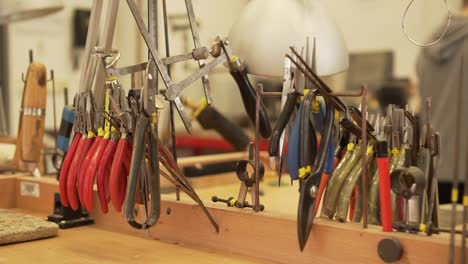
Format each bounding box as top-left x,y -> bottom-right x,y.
0,165 -> 466,263
0,221 -> 270,264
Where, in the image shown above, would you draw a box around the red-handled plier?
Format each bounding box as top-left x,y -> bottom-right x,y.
375,114 -> 392,232
82,129 -> 109,211
109,132 -> 132,212
59,131 -> 81,206
96,131 -> 118,213
67,131 -> 96,210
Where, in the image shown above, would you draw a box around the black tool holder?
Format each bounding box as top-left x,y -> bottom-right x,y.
47,192 -> 94,229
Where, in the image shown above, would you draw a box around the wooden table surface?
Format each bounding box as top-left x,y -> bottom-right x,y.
0,224 -> 274,264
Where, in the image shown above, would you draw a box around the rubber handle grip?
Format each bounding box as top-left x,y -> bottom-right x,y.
57,106 -> 75,152
377,144 -> 392,232
324,138 -> 335,174
78,136 -> 102,204
229,68 -> 271,138
67,136 -> 94,210
97,140 -> 117,214
83,138 -> 109,211
59,132 -> 81,207
287,103 -> 303,180
269,92 -> 298,157
196,106 -> 250,151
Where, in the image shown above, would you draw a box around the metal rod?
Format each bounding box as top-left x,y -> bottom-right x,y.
449,56 -> 464,264
162,0 -> 180,200
259,91 -> 282,97
64,87 -> 69,106
462,140 -> 468,264
287,49 -> 346,112
0,86 -> 8,135
50,70 -> 58,149
461,55 -> 467,264
361,85 -> 368,229
254,83 -> 262,212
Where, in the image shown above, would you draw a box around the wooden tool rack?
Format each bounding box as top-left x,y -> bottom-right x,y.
0,153 -> 465,264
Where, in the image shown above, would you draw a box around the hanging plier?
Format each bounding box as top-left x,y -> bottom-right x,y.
297,91 -> 334,251
124,66 -> 162,230
269,55 -> 300,179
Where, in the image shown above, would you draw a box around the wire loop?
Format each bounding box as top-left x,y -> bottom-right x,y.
402,0 -> 452,47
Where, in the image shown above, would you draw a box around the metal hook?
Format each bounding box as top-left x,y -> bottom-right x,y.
47,70 -> 55,82
402,0 -> 452,47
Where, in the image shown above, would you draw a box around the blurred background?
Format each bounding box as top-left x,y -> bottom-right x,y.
0,0 -> 465,180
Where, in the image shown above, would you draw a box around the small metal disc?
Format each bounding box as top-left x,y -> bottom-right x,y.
378,238 -> 403,263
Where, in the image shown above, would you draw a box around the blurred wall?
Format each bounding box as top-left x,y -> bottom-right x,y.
5,0 -> 462,134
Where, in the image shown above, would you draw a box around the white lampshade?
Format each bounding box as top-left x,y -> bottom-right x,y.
229,0 -> 349,77
0,0 -> 64,25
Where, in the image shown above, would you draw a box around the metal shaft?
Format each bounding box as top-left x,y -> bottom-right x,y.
78,0 -> 103,93
51,70 -> 57,148
162,0 -> 180,200
449,57 -> 464,264
184,0 -> 212,104
462,141 -> 468,264
93,0 -> 119,108
361,85 -> 368,228
254,84 -> 262,212
0,86 -> 7,135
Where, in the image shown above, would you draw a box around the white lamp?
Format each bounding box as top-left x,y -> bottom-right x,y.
229,0 -> 349,77
0,0 -> 64,25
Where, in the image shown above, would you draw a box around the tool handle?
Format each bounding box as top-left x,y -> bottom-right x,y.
287,103 -> 303,180
269,92 -> 298,156
229,68 -> 271,138
59,132 -> 81,206
376,141 -> 393,232
124,115 -> 149,225
196,106 -> 250,151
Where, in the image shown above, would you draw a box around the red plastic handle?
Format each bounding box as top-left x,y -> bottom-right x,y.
78,136 -> 102,203
315,157 -> 339,214
97,140 -> 117,213
67,136 -> 94,210
109,138 -> 131,212
349,186 -> 358,221
377,157 -> 392,232
59,132 -> 81,207
83,138 -> 109,211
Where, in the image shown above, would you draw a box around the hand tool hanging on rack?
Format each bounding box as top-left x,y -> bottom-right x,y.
334,113 -> 377,223
297,91 -> 334,251
123,72 -> 162,229
126,0 -> 271,137
184,0 -> 212,105
419,98 -> 440,230
315,128 -> 348,214
96,86 -> 129,214
82,56 -> 125,212
387,107 -> 406,223
64,54 -> 100,210
180,96 -> 250,151
322,118 -> 366,219
108,89 -> 134,213
269,55 -> 297,184
58,0 -> 106,208
375,112 -> 393,232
